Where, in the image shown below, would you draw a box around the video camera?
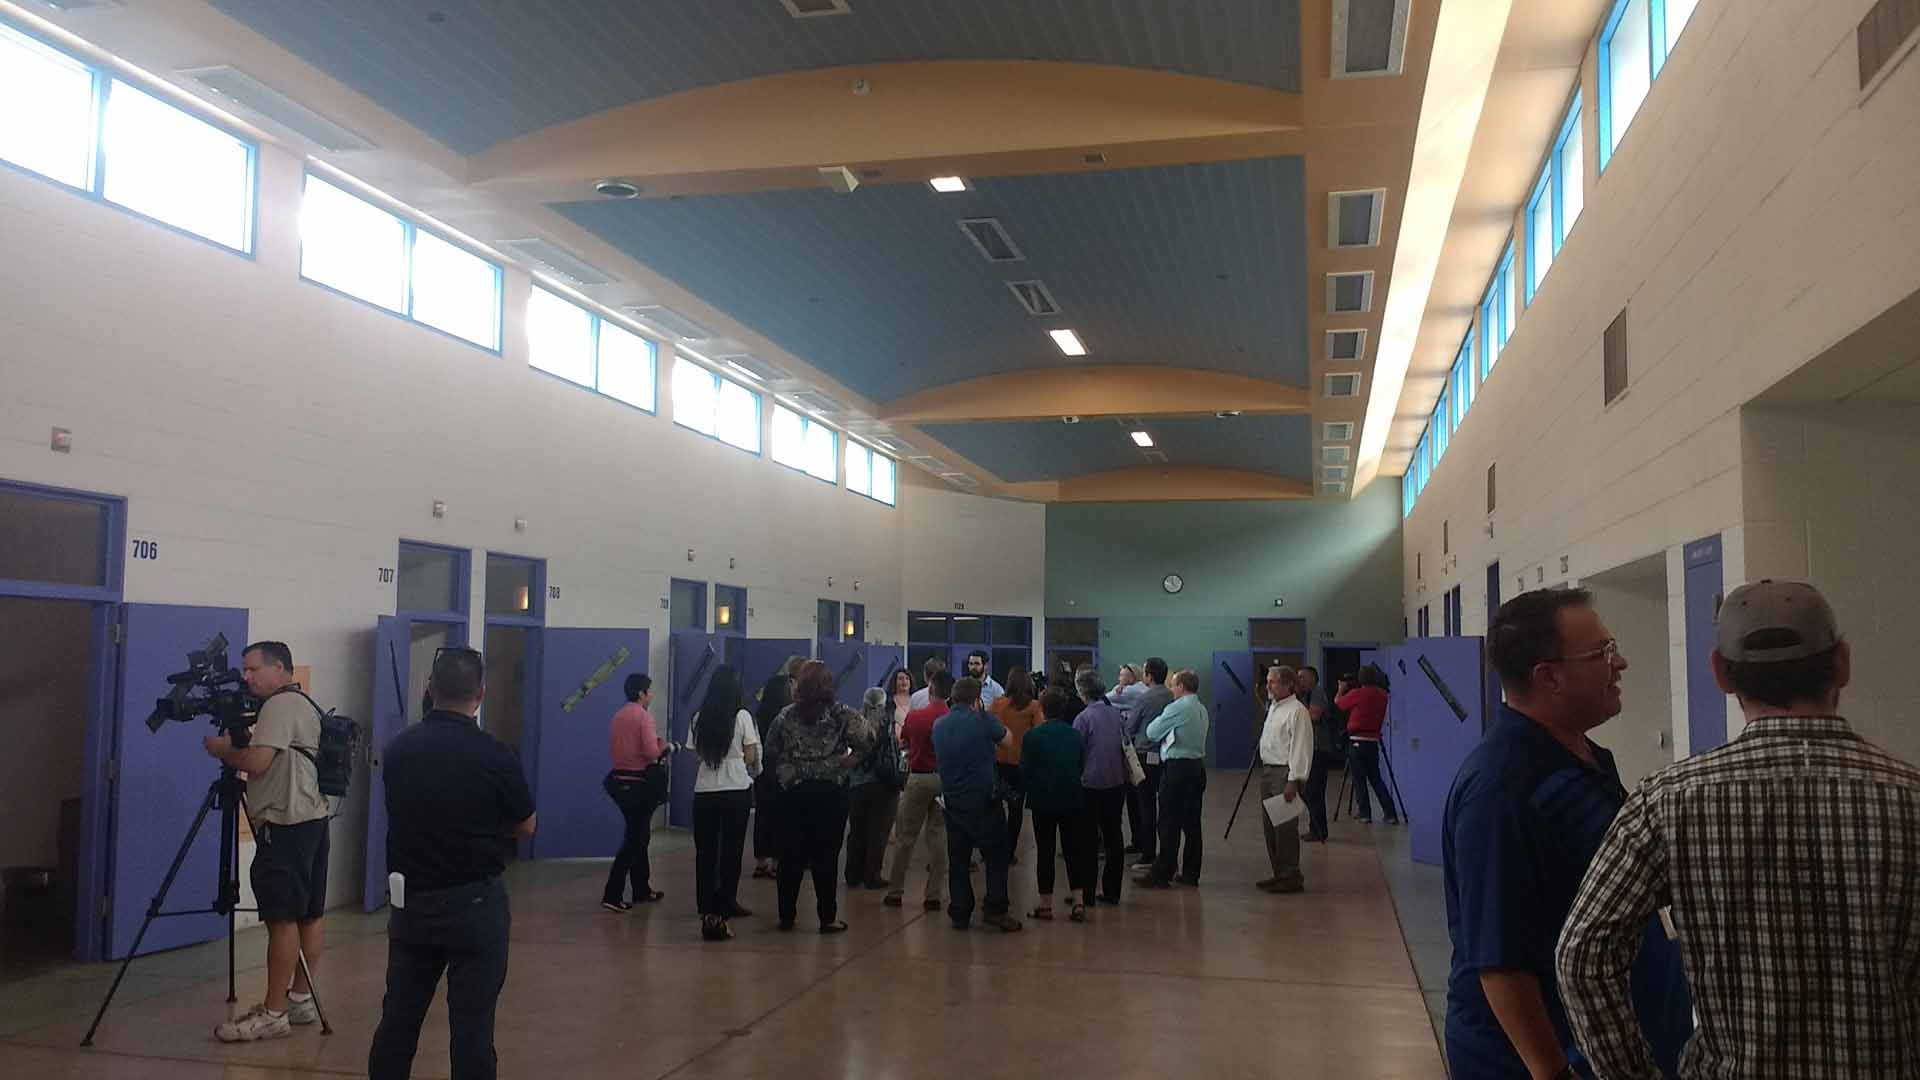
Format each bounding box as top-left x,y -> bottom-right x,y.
145,632 -> 258,744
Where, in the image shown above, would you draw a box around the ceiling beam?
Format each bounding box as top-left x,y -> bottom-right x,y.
467,61 -> 1303,202
877,366 -> 1308,424
1002,466 -> 1314,503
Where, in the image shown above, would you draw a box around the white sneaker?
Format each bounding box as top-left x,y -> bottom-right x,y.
214,1004 -> 291,1042
286,993 -> 318,1026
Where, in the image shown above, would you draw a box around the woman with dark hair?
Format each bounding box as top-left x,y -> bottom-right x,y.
991,668 -> 1043,863
750,671 -> 792,880
603,673 -> 667,911
691,666 -> 760,941
1023,687 -> 1093,922
1336,664 -> 1398,824
761,660 -> 875,933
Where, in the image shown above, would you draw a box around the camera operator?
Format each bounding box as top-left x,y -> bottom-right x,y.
200,641 -> 331,1043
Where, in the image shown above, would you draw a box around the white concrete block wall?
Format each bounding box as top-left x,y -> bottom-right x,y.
0,139 -> 1037,908
1400,0 -> 1920,711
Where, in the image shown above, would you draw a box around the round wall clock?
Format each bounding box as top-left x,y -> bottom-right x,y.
1162,573 -> 1184,594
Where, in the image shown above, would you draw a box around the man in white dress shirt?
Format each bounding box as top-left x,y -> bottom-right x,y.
1256,665 -> 1313,894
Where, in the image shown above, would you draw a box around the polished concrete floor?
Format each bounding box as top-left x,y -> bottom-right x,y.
0,771 -> 1446,1078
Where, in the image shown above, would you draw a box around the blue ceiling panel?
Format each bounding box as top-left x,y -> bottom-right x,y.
918,415 -> 1313,483
554,157 -> 1309,404
208,0 -> 1303,154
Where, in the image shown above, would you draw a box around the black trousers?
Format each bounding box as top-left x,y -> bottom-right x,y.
998,762 -> 1027,857
776,781 -> 850,927
752,769 -> 780,862
1347,741 -> 1399,820
692,788 -> 753,916
368,877 -> 510,1080
1031,806 -> 1094,904
1129,761 -> 1163,861
602,771 -> 661,904
844,781 -> 899,886
1303,750 -> 1338,840
1150,759 -> 1207,884
1087,785 -> 1128,900
943,799 -> 1011,927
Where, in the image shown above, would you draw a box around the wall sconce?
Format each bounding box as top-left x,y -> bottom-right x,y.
717,604 -> 733,628
844,619 -> 855,638
516,586 -> 530,613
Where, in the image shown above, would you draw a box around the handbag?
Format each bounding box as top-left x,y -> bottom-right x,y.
1121,739 -> 1147,787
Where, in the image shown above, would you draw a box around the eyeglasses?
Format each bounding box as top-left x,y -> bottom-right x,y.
1549,639 -> 1621,665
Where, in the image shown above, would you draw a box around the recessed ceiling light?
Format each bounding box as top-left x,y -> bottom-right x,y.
1215,410 -> 1242,418
592,178 -> 642,199
928,176 -> 970,193
1130,431 -> 1154,448
1049,329 -> 1088,357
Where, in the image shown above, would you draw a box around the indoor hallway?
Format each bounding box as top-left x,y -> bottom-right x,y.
0,775 -> 1444,1078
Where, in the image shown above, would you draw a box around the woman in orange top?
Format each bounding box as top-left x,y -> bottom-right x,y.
991,668 -> 1043,865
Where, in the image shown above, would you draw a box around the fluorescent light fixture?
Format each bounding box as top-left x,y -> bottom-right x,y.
1049,329 -> 1088,356
722,359 -> 763,382
928,176 -> 970,193
1130,430 -> 1154,448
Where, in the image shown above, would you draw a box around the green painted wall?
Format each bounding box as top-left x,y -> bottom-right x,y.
1044,482 -> 1404,701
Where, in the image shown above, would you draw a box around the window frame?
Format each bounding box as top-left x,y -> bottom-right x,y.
524,286 -> 659,414
1481,243 -> 1516,380
299,171 -> 504,353
0,23 -> 260,259
771,402 -> 839,485
1598,0 -> 1654,173
671,355 -> 761,456
1527,93 -> 1586,306
845,440 -> 898,507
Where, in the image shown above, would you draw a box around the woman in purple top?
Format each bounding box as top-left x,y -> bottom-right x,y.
1072,668 -> 1130,905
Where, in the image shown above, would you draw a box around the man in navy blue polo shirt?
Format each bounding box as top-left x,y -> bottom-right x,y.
1442,588 -> 1691,1079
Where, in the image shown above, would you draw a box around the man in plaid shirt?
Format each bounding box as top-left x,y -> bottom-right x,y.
1558,579 -> 1920,1078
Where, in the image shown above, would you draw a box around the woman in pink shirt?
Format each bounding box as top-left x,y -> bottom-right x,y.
1335,665 -> 1399,825
603,673 -> 667,910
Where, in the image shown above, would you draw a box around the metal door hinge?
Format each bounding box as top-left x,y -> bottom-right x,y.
109,623 -> 124,645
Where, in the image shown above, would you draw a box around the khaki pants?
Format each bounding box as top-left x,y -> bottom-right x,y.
1259,766 -> 1304,889
887,773 -> 946,902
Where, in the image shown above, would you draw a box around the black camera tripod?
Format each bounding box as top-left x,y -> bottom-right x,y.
82,765 -> 331,1045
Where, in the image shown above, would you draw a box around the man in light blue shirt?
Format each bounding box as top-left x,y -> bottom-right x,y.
963,650 -> 1005,711
1106,664 -> 1146,719
1141,669 -> 1209,888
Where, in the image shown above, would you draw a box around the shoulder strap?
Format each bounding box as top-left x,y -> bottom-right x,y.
276,687 -> 327,761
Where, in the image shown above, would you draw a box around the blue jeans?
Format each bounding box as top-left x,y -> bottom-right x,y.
943,800 -> 1010,926
368,877 -> 510,1080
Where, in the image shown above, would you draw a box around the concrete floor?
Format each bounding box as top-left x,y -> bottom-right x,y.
0,772 -> 1446,1078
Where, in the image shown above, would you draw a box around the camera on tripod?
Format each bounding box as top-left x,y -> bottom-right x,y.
144,632 -> 257,744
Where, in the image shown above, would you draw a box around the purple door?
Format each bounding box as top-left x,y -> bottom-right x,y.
865,645 -> 904,699
743,639 -> 811,699
363,615 -> 408,911
819,641 -> 866,708
110,603 -> 248,958
531,627 -> 649,858
669,630 -> 720,828
1210,651 -> 1256,769
1388,637 -> 1488,866
1683,536 -> 1725,755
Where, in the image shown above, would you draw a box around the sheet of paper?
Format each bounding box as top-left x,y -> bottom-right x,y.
1263,792 -> 1304,826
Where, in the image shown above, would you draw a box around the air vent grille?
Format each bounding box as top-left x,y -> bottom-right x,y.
875,437 -> 915,455
781,0 -> 851,17
939,472 -> 979,489
1324,372 -> 1362,398
1603,307 -> 1629,405
1322,465 -> 1349,482
1329,189 -> 1385,248
1142,449 -> 1169,464
1487,462 -> 1497,513
1333,0 -> 1410,78
627,305 -> 713,341
1327,329 -> 1367,362
715,353 -> 787,382
1321,481 -> 1348,496
908,455 -> 952,473
1327,271 -> 1374,313
786,390 -> 844,415
1322,446 -> 1351,465
181,66 -> 372,152
958,218 -> 1024,263
506,238 -> 613,287
1323,421 -> 1355,442
1006,280 -> 1060,316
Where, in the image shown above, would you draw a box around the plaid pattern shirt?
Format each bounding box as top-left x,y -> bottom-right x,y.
1556,715 -> 1920,1079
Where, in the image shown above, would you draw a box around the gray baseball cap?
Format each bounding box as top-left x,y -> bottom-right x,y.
1716,579 -> 1840,662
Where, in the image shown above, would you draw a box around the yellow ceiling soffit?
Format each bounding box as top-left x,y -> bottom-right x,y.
878,366 -> 1309,424
1004,466 -> 1314,504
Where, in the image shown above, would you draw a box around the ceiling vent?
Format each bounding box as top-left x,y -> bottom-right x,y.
908,455 -> 952,473
781,0 -> 851,17
1322,465 -> 1350,481
39,0 -> 122,10
1321,481 -> 1349,496
1327,329 -> 1367,362
1082,151 -> 1108,165
874,436 -> 915,455
1323,421 -> 1355,442
1006,280 -> 1060,316
1142,449 -> 1169,464
626,305 -> 713,341
784,389 -> 845,416
939,472 -> 979,489
1327,270 -> 1375,314
180,66 -> 373,152
506,237 -> 613,287
714,353 -> 787,383
958,218 -> 1024,263
1329,189 -> 1386,249
1332,0 -> 1411,79
1322,445 -> 1352,465
1324,372 -> 1362,398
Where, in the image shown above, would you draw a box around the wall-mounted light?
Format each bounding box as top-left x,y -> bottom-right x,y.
844,619 -> 856,638
717,604 -> 733,628
516,586 -> 530,612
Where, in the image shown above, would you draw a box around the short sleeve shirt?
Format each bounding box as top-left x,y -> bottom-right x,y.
1441,706 -> 1692,1078
384,711 -> 535,891
902,701 -> 947,772
932,705 -> 1005,807
247,690 -> 330,827
694,710 -> 759,793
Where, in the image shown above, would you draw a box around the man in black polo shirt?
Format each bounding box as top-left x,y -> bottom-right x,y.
368,648 -> 535,1080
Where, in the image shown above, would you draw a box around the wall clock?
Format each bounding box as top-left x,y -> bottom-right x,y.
1162,573 -> 1184,594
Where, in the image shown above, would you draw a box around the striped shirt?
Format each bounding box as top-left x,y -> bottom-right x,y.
1557,715 -> 1920,1079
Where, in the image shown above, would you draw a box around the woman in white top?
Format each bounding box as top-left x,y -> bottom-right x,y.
691,666 -> 761,941
889,668 -> 913,741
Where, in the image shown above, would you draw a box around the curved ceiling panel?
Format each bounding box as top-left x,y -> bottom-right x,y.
917,415 -> 1313,484
209,0 -> 1304,154
554,157 -> 1310,404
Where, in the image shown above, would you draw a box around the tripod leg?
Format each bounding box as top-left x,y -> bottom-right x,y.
1222,758 -> 1260,841
1379,740 -> 1410,824
82,783 -> 221,1046
1333,765 -> 1351,823
295,948 -> 332,1035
